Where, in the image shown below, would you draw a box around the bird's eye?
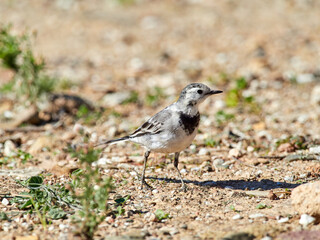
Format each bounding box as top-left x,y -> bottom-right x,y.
197,90 -> 203,94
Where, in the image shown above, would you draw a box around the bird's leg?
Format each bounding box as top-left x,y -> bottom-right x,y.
174,152 -> 187,191
141,150 -> 153,190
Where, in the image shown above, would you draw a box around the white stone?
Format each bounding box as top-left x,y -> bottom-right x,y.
277,217 -> 289,223
3,110 -> 14,119
191,167 -> 200,171
299,214 -> 315,226
247,146 -> 255,152
309,146 -> 320,154
311,85 -> 320,105
198,148 -> 208,156
4,140 -> 16,157
297,73 -> 314,84
180,168 -> 187,174
59,224 -> 69,230
228,148 -> 241,158
152,189 -> 159,194
96,157 -> 111,166
249,213 -> 266,219
73,123 -> 84,134
2,198 -> 9,206
232,214 -> 243,220
261,236 -> 273,240
48,225 -> 55,231
284,176 -> 294,182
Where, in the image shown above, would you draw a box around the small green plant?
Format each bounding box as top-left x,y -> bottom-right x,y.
0,25 -> 56,103
11,175 -> 76,228
114,195 -> 130,217
205,138 -> 216,147
256,203 -> 272,209
215,110 -> 235,125
68,145 -> 113,239
145,87 -> 166,107
155,209 -> 170,221
225,77 -> 260,113
121,91 -> 139,105
275,135 -> 308,151
0,212 -> 9,221
225,77 -> 247,107
76,105 -> 103,125
0,149 -> 34,166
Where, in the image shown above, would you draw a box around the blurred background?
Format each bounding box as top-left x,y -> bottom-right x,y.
1,0 -> 320,154
1,1 -> 320,239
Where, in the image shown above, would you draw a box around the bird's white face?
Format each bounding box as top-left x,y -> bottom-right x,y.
178,83 -> 223,106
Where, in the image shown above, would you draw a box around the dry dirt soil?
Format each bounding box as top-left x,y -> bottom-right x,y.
1,0 -> 320,239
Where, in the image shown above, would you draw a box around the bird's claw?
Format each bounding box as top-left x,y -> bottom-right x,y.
180,185 -> 187,192
141,180 -> 153,190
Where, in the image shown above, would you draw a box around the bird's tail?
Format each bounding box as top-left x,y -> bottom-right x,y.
94,136 -> 130,147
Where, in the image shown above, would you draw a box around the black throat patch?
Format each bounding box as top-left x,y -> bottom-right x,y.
179,112 -> 200,135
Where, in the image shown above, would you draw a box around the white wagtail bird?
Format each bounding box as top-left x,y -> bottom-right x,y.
96,83 -> 223,191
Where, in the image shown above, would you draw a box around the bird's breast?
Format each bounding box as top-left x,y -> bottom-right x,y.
178,112 -> 200,135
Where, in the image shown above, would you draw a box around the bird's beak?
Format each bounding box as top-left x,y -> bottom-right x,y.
209,90 -> 223,95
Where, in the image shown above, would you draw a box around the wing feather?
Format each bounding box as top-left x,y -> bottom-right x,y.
129,108 -> 172,138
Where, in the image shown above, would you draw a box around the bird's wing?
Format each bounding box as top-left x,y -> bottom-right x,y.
129,108 -> 172,138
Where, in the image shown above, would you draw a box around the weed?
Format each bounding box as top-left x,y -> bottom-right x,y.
0,212 -> 9,221
0,25 -> 56,103
205,138 -> 216,147
155,209 -> 170,221
76,105 -> 103,125
68,145 -> 113,239
121,91 -> 139,105
114,195 -> 130,217
215,110 -> 235,125
0,24 -> 23,71
0,149 -> 34,166
58,78 -> 77,90
145,86 -> 166,107
11,175 -> 77,228
256,203 -> 272,209
225,77 -> 261,113
275,135 -> 308,151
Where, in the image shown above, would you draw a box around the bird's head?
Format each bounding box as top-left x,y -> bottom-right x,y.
177,83 -> 223,107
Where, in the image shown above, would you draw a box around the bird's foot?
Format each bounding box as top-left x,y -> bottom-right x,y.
141,180 -> 153,190
180,184 -> 187,192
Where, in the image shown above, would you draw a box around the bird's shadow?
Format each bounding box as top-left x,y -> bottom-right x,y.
146,177 -> 301,190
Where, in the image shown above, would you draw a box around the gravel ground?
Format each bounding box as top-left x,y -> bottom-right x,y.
0,1 -> 320,239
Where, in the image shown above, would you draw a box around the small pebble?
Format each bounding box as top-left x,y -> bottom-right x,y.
198,148 -> 208,156
228,148 -> 241,158
152,189 -> 159,194
191,167 -> 200,171
180,223 -> 188,229
249,213 -> 266,219
144,212 -> 156,222
73,123 -> 84,133
247,146 -> 255,152
48,225 -> 55,231
261,236 -> 273,240
284,176 -> 294,182
232,214 -> 243,220
309,146 -> 320,154
59,224 -> 69,230
180,168 -> 187,174
277,217 -> 289,223
106,216 -> 115,224
2,198 -> 9,206
299,214 -> 315,227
